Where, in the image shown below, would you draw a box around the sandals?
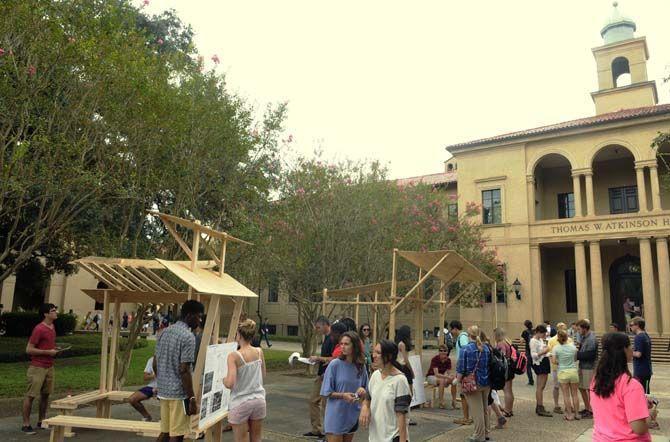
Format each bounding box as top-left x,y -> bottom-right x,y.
501,409 -> 513,418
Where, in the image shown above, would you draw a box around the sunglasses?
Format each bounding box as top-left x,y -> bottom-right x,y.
362,328 -> 370,331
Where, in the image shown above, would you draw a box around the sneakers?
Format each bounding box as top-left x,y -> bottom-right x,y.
536,405 -> 553,417
453,417 -> 473,425
303,431 -> 325,438
496,416 -> 507,429
21,426 -> 37,435
578,409 -> 593,419
553,406 -> 564,414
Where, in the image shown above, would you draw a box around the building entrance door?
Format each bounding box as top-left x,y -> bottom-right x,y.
609,255 -> 642,331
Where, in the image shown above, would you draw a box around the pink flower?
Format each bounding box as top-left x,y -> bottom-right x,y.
142,0 -> 150,5
296,188 -> 305,196
448,226 -> 456,232
430,225 -> 440,233
0,48 -> 5,56
346,178 -> 352,185
157,38 -> 164,45
211,54 -> 220,64
27,65 -> 36,76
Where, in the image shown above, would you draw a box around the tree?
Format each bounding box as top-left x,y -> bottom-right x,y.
249,155 -> 504,354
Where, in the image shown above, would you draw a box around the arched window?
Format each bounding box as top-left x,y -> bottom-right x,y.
612,57 -> 631,87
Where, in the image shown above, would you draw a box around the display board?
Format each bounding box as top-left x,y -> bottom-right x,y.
198,342 -> 237,429
408,354 -> 426,407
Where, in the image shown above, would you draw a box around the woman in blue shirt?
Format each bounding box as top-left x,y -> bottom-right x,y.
456,325 -> 491,442
321,331 -> 369,441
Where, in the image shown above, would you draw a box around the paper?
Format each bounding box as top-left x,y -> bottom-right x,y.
288,351 -> 316,366
409,354 -> 426,407
198,342 -> 237,430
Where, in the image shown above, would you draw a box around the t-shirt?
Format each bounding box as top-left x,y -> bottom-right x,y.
155,321 -> 195,399
529,337 -> 548,366
454,331 -> 469,362
332,343 -> 343,359
633,332 -> 652,379
28,322 -> 56,368
368,370 -> 411,442
577,332 -> 598,370
552,343 -> 577,372
144,357 -> 157,389
547,335 -> 573,368
318,334 -> 335,376
426,355 -> 452,377
320,358 -> 369,435
590,375 -> 651,442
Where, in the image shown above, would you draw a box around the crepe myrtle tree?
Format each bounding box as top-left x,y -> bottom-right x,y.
253,155 -> 505,355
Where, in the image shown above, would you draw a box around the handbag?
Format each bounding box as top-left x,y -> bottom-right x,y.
461,350 -> 482,393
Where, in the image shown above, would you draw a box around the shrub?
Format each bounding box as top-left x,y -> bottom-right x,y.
0,312 -> 77,337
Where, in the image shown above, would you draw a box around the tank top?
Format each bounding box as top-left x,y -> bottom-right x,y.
229,348 -> 266,409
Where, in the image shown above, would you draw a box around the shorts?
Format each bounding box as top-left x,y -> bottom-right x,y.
532,358 -> 551,375
427,375 -> 449,386
159,399 -> 190,437
138,386 -> 155,398
579,369 -> 594,390
228,398 -> 267,425
26,365 -> 54,397
557,368 -> 579,384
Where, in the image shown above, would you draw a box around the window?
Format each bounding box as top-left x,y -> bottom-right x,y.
267,274 -> 279,303
609,186 -> 638,214
564,270 -> 577,313
287,325 -> 299,336
557,192 -> 575,219
482,189 -> 502,225
265,324 -> 277,335
447,203 -> 458,221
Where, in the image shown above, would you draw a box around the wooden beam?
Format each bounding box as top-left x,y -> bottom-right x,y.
354,293 -> 360,326
219,239 -> 227,276
322,289 -> 328,317
164,221 -> 193,260
389,249 -> 398,341
99,264 -> 140,291
423,267 -> 464,307
107,297 -> 121,391
99,291 -> 110,392
372,291 -> 378,344
140,267 -> 179,292
438,283 -> 446,346
321,300 -> 392,306
203,239 -> 222,269
415,269 -> 424,356
114,265 -> 155,292
227,299 -> 244,343
192,297 -> 220,410
78,263 -> 119,290
493,281 -> 498,331
391,252 -> 451,313
127,267 -> 163,292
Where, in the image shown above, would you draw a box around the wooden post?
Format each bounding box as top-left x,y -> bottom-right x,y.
205,296 -> 224,442
192,296 -> 220,435
354,293 -> 360,326
189,221 -> 201,301
227,299 -> 244,342
372,291 -> 378,344
493,281 -> 498,331
322,288 -> 328,317
438,283 -> 446,346
415,269 -> 424,356
99,291 -> 110,392
219,239 -> 228,276
107,297 -> 121,391
389,249 -> 398,341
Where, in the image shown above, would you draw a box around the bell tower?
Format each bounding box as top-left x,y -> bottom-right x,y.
591,2 -> 658,115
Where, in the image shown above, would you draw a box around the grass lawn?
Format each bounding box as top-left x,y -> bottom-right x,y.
0,342 -> 292,399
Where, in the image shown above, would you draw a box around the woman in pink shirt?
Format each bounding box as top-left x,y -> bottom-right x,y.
590,332 -> 652,442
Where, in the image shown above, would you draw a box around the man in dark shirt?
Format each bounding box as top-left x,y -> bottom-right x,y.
630,316 -> 652,393
305,316 -> 333,438
521,320 -> 534,386
576,319 -> 597,418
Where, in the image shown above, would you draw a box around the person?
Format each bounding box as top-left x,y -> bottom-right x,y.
546,322 -> 571,415
530,324 -> 552,417
320,331 -> 369,442
154,300 -> 204,442
339,317 -> 357,333
550,330 -> 580,421
92,311 -> 101,331
590,332 -> 652,441
305,316 -> 334,438
630,317 -> 652,394
521,320 -> 534,386
127,356 -> 157,421
259,319 -> 272,348
22,303 -> 59,434
122,312 -> 129,330
493,327 -> 515,417
456,325 -> 491,442
480,330 -> 506,430
624,297 -> 635,331
394,325 -> 414,384
83,311 -> 92,330
152,312 -> 161,335
223,319 -> 267,442
359,324 -> 373,372
544,320 -> 556,338
570,322 -> 582,346
329,322 -> 348,359
450,320 -> 472,425
426,344 -> 456,409
359,340 -> 411,442
576,319 -> 597,418
609,323 -> 620,333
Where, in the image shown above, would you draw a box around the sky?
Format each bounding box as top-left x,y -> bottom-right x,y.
137,0 -> 670,179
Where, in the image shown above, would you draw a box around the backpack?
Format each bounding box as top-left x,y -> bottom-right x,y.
514,348 -> 528,375
445,331 -> 454,353
488,345 -> 508,391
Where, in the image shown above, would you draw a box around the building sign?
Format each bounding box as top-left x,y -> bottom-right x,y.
530,213 -> 670,240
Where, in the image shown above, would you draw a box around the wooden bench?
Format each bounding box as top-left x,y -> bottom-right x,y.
51,390 -> 135,437
43,416 -> 161,442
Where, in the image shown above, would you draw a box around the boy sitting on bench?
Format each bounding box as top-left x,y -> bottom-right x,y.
127,356 -> 157,421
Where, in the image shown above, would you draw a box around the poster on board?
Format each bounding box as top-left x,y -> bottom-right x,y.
409,354 -> 426,407
198,342 -> 237,430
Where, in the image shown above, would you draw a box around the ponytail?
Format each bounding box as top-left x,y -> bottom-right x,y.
468,325 -> 482,351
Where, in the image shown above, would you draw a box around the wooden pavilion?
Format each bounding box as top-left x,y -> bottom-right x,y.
44,212 -> 257,442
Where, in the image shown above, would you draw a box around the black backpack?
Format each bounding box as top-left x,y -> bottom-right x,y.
488,345 -> 508,391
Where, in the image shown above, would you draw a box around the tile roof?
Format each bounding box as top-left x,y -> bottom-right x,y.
396,171 -> 457,187
446,103 -> 670,151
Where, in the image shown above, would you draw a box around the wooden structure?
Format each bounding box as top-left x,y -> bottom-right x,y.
389,249 -> 496,355
45,212 -> 257,442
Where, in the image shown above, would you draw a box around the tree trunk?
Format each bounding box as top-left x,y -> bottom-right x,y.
115,305 -> 149,387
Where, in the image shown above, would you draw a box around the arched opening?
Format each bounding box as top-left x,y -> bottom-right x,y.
591,145 -> 637,215
656,139 -> 670,210
609,254 -> 641,331
533,153 -> 574,221
612,56 -> 631,87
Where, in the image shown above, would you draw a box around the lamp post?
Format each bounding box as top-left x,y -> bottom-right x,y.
512,278 -> 522,300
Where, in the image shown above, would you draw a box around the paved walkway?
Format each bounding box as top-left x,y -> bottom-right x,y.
1,348 -> 669,441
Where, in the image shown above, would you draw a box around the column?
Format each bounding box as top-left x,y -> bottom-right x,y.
584,170 -> 595,217
526,176 -> 536,223
574,241 -> 590,320
649,165 -> 662,211
589,241 -> 606,333
639,238 -> 659,334
635,165 -> 649,212
656,238 -> 670,335
571,172 -> 583,218
530,245 -> 543,323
